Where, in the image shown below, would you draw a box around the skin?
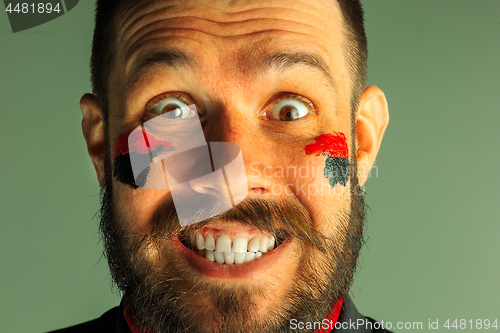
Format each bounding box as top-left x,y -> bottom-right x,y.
81,0 -> 389,329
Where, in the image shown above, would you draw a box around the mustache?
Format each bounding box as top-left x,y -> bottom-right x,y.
142,194 -> 328,251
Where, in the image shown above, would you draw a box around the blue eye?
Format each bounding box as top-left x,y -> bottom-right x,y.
151,99 -> 195,119
267,100 -> 310,121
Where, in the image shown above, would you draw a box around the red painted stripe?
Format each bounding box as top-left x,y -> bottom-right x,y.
305,133 -> 348,159
314,298 -> 343,333
113,129 -> 173,160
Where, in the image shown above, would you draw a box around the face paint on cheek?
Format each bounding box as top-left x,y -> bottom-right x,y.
112,129 -> 175,189
305,132 -> 351,187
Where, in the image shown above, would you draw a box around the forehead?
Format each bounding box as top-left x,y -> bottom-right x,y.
116,0 -> 344,66
116,0 -> 342,47
108,0 -> 350,119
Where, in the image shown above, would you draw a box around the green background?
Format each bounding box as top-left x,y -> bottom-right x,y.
1,1 -> 499,332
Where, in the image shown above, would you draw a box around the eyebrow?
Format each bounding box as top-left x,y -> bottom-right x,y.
262,51 -> 337,91
124,50 -> 191,96
124,49 -> 336,97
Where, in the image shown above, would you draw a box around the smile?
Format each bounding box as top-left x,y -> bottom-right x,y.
179,225 -> 288,265
187,232 -> 275,264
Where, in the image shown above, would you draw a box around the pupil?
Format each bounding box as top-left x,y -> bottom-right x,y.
280,106 -> 298,121
162,104 -> 180,115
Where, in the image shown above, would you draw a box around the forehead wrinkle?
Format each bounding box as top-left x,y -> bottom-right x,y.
123,31 -> 205,75
122,20 -> 324,77
114,2 -> 338,80
122,17 -> 324,57
116,0 -> 334,56
116,1 -> 176,40
118,0 -> 330,27
116,0 -> 340,52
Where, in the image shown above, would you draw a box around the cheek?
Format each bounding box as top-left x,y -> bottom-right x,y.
262,132 -> 351,227
113,182 -> 168,234
305,132 -> 351,188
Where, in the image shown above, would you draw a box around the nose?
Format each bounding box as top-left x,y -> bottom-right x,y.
160,141 -> 247,227
189,169 -> 228,198
196,103 -> 277,199
188,141 -> 248,206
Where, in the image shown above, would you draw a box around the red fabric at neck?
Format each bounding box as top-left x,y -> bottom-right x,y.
314,298 -> 343,333
124,297 -> 343,333
124,304 -> 150,333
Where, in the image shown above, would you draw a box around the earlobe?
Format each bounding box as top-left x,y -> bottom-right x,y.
80,93 -> 106,188
355,86 -> 389,185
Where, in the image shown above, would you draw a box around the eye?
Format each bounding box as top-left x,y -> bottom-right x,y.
264,98 -> 311,121
151,99 -> 195,119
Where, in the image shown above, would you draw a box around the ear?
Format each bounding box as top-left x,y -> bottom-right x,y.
80,93 -> 106,188
355,85 -> 389,185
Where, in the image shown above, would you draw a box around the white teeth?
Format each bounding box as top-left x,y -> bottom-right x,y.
190,232 -> 278,264
205,250 -> 215,262
205,233 -> 215,251
224,252 -> 235,265
234,253 -> 246,264
244,252 -> 256,262
214,251 -> 225,264
215,234 -> 231,252
196,233 -> 205,250
268,236 -> 275,251
248,236 -> 260,253
259,235 -> 269,253
231,235 -> 248,253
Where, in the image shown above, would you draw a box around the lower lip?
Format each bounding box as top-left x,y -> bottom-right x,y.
171,237 -> 292,279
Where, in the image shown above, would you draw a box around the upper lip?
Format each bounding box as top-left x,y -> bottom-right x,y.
194,222 -> 273,239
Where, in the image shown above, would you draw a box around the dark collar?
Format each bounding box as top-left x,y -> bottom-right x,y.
336,297 -> 391,332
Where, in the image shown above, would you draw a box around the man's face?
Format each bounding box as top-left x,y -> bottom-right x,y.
88,0 -> 383,332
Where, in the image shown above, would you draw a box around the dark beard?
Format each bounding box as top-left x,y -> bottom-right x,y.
99,154 -> 367,333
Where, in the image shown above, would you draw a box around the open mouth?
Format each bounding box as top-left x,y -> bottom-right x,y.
180,229 -> 287,265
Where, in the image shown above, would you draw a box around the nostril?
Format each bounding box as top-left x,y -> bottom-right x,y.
188,169 -> 230,198
249,187 -> 267,195
197,186 -> 222,196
